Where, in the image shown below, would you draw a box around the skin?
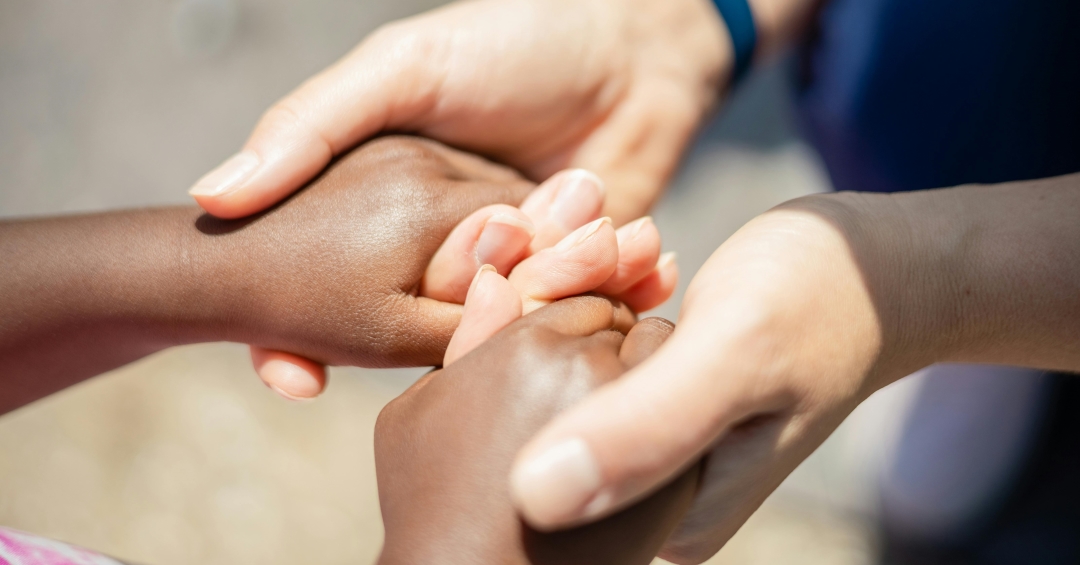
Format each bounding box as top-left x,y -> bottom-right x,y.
256,169 -> 679,399
182,0 -> 822,397
172,0 -> 1080,560
0,129 -> 684,559
0,133 -> 678,409
514,176 -> 1080,563
375,297 -> 701,565
0,136 -> 535,414
188,0 -> 826,224
174,0 -> 1080,560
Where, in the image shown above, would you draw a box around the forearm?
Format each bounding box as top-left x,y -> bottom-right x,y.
0,208 -> 238,413
819,175 -> 1080,387
905,175 -> 1080,371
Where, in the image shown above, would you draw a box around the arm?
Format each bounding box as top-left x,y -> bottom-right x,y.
0,136 -> 533,414
893,175 -> 1080,371
511,174 -> 1080,562
0,206 -> 239,413
189,0 -> 825,224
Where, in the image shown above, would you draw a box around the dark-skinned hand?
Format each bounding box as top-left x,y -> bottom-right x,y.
0,136 -> 531,412
375,296 -> 701,565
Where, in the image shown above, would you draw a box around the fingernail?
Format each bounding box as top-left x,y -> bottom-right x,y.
188,150 -> 261,197
512,438 -> 603,526
657,251 -> 677,269
554,217 -> 611,252
476,214 -> 535,270
617,216 -> 654,244
269,385 -> 314,402
467,264 -> 499,299
549,170 -> 605,230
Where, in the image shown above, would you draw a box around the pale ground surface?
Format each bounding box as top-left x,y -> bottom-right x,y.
0,1 -> 922,563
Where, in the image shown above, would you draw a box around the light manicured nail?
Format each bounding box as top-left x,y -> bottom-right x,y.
269,385 -> 314,402
466,264 -> 499,299
657,251 -> 677,269
553,217 -> 611,252
617,216 -> 654,244
476,214 -> 535,269
512,437 -> 602,527
188,150 -> 261,197
549,170 -> 606,230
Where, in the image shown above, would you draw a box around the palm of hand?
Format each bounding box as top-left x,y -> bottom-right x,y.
399,0 -> 725,223
209,0 -> 725,225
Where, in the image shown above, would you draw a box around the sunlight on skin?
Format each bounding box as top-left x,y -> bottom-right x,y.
253,169 -> 676,400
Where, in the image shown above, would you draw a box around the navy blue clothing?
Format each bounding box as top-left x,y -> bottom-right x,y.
792,3 -> 1080,563
796,0 -> 1080,193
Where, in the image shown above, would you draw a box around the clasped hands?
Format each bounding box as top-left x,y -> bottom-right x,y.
215,136 -> 697,562
189,134 -> 937,564
242,136 -> 676,401
179,0 -> 1080,558
6,0 -> 1077,560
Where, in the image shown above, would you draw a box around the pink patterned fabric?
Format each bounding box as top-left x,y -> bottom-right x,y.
0,527 -> 122,565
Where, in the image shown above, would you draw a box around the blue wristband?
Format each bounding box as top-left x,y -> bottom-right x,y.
712,0 -> 757,83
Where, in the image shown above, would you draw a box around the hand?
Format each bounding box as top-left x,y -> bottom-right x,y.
375,297 -> 699,565
507,193 -> 951,563
187,0 -> 728,225
256,168 -> 678,399
0,135 -> 534,412
196,135 -> 540,370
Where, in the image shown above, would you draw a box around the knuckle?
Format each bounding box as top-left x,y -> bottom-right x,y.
366,19 -> 442,64
258,99 -> 308,136
374,399 -> 403,435
506,324 -> 560,354
367,20 -> 409,46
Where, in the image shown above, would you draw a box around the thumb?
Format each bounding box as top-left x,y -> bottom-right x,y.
509,317 -> 769,530
189,25 -> 443,219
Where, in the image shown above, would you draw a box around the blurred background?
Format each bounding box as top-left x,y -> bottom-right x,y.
0,1 -> 931,563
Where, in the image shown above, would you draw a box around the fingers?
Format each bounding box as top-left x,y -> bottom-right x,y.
616,252 -> 679,313
422,205 -> 535,303
571,84 -> 704,225
596,216 -> 662,296
619,317 -> 675,368
510,322 -> 765,531
250,346 -> 327,400
507,218 -> 619,313
444,266 -> 522,366
442,212 -> 629,365
514,295 -> 630,338
190,26 -> 443,218
520,170 -> 606,252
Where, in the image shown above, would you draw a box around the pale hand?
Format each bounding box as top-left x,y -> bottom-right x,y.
510,193 -> 947,563
189,0 -> 728,225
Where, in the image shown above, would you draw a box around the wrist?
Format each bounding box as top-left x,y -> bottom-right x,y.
746,192 -> 958,392
0,208 -> 244,412
36,208 -> 250,348
794,192 -> 965,385
614,0 -> 730,99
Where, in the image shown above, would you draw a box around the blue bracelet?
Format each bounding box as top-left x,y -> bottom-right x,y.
712,0 -> 757,84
